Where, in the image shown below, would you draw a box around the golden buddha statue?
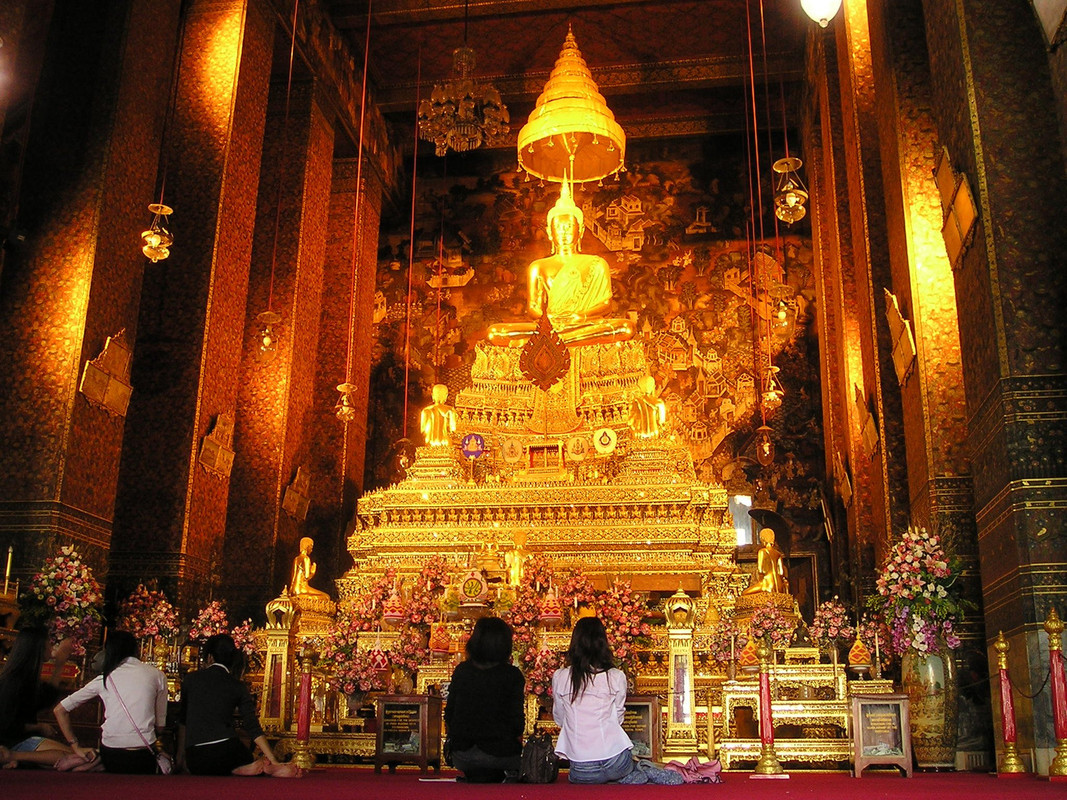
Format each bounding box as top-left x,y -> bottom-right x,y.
420,383 -> 457,446
289,536 -> 330,599
741,527 -> 789,595
486,181 -> 634,348
629,375 -> 667,438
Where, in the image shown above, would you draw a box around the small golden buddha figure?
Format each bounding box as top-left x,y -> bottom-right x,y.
486,181 -> 634,348
629,375 -> 667,438
741,527 -> 789,595
289,536 -> 330,599
506,530 -> 528,586
420,383 -> 457,446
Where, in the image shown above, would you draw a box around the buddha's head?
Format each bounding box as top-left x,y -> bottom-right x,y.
546,180 -> 584,252
299,536 -> 314,554
638,374 -> 656,395
758,527 -> 776,546
431,383 -> 448,403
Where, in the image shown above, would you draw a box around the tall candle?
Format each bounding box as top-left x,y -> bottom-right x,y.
730,633 -> 736,663
3,546 -> 11,596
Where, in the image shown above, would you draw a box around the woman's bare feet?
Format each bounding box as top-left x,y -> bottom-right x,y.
0,745 -> 15,769
264,761 -> 304,778
231,757 -> 268,776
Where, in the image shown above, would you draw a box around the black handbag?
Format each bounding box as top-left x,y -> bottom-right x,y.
519,731 -> 559,784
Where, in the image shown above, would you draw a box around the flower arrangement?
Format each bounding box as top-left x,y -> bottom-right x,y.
26,545 -> 103,654
188,600 -> 229,641
116,584 -> 179,642
808,596 -> 854,651
871,526 -> 962,655
406,556 -> 451,625
390,623 -> 430,675
229,618 -> 257,658
707,618 -> 748,665
321,610 -> 387,695
525,647 -> 561,699
748,599 -> 794,650
597,579 -> 651,674
348,569 -> 397,632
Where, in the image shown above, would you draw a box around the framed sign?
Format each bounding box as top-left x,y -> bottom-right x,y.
851,693 -> 912,777
374,694 -> 443,774
623,695 -> 663,762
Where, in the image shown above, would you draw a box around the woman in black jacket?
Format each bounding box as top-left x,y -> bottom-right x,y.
444,616 -> 525,783
177,634 -> 297,776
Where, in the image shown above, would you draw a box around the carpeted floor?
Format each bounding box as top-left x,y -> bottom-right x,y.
1,767 -> 1063,800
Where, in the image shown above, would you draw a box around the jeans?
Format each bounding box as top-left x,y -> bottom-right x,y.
451,745 -> 520,782
567,748 -> 635,784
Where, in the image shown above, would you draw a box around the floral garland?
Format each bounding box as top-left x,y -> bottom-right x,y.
707,618 -> 748,665
321,610 -> 387,695
390,623 -> 430,675
871,526 -> 963,655
406,556 -> 451,626
26,545 -> 103,655
748,599 -> 794,650
188,600 -> 229,641
596,579 -> 651,673
525,647 -> 561,699
808,596 -> 854,650
116,584 -> 179,642
230,618 -> 257,659
349,568 -> 397,631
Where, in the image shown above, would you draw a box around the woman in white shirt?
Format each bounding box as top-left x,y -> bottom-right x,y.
54,630 -> 167,774
551,617 -> 681,785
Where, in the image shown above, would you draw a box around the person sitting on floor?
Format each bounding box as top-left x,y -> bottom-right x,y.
0,627 -> 75,768
552,616 -> 683,785
177,633 -> 298,777
53,630 -> 168,774
444,616 -> 525,783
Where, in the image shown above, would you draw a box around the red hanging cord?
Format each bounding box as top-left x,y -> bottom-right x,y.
401,50 -> 422,440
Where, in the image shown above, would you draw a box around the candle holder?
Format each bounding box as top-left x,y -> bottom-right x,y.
993,631 -> 1026,776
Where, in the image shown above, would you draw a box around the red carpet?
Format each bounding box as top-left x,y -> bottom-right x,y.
0,767 -> 1062,800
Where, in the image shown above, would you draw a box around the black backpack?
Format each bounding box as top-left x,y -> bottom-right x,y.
519,731 -> 559,783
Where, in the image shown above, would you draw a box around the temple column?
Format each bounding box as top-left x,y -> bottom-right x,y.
222,78 -> 335,620
920,0 -> 1067,772
307,158 -> 383,595
109,0 -> 275,607
0,0 -> 180,578
868,0 -> 987,765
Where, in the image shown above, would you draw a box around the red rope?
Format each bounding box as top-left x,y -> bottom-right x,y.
401,50 -> 422,439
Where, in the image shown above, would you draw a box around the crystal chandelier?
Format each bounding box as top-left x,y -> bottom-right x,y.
417,6 -> 509,157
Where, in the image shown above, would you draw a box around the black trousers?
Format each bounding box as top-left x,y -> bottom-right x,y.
100,744 -> 156,774
186,738 -> 256,776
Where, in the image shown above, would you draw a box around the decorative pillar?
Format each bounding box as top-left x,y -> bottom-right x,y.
993,631 -> 1026,775
752,642 -> 786,778
0,0 -> 181,580
259,591 -> 295,732
110,0 -> 275,607
1047,610 -> 1067,780
664,589 -> 698,754
291,646 -> 317,770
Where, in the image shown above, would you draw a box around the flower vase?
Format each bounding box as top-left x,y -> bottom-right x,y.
901,640 -> 959,769
154,640 -> 169,672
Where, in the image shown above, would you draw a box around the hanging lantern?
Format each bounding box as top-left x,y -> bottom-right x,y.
772,157 -> 809,224
801,0 -> 843,28
516,27 -> 626,184
256,310 -> 281,356
382,590 -> 406,627
755,425 -> 776,466
335,383 -> 357,424
141,203 -> 174,262
761,365 -> 784,414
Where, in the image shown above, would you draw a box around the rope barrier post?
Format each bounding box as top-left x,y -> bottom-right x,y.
994,631 -> 1026,776
1046,609 -> 1067,780
751,641 -> 787,779
292,647 -> 317,770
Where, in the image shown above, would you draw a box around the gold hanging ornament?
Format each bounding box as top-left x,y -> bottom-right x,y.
517,26 -> 625,184
141,203 -> 174,262
335,383 -> 358,423
772,157 -> 808,225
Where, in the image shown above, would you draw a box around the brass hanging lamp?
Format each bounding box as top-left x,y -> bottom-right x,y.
517,26 -> 625,184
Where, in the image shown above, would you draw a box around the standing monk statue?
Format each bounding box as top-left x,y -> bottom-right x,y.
290,536 -> 330,598
629,375 -> 667,438
742,528 -> 789,595
420,384 -> 457,446
486,180 -> 633,348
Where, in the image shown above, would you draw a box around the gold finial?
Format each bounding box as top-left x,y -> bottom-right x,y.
1046,608 -> 1064,653
993,630 -> 1009,670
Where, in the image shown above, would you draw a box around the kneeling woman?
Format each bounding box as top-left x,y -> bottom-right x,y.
178,634 -> 297,776
552,617 -> 681,785
444,616 -> 525,782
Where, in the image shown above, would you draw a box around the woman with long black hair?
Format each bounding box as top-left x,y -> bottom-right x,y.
552,616 -> 681,785
177,633 -> 296,776
54,629 -> 168,773
0,627 -> 74,768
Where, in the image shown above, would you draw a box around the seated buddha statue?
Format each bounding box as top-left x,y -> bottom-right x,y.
289,536 -> 331,599
741,527 -> 789,595
486,181 -> 634,348
629,375 -> 667,438
420,383 -> 457,446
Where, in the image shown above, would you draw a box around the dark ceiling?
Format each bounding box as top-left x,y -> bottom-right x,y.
320,0 -> 813,149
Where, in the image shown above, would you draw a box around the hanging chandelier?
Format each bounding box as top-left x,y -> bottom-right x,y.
417,3 -> 509,156
801,0 -> 843,28
772,156 -> 809,224
141,203 -> 174,262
